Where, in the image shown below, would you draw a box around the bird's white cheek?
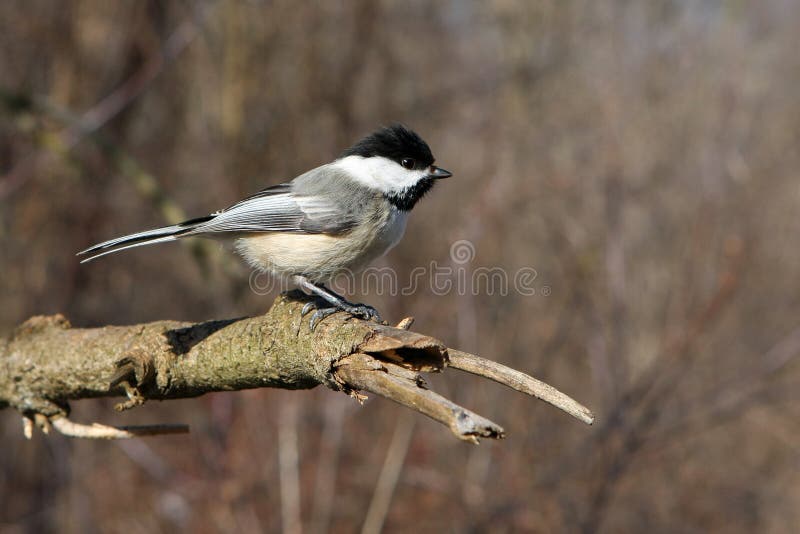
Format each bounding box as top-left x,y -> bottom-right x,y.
334,156 -> 425,193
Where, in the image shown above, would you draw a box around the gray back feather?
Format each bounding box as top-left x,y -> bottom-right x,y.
188,164 -> 379,236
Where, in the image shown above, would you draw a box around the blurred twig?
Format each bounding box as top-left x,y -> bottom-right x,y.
360,412 -> 415,534
0,9 -> 201,200
279,398 -> 303,534
309,397 -> 347,534
0,89 -> 221,264
0,7 -> 227,277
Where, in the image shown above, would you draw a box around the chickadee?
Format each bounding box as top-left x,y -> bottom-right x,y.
78,124 -> 452,328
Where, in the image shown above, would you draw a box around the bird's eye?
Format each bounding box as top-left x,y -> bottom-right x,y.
401,158 -> 415,169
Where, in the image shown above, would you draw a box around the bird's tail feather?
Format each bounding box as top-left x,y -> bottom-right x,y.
77,215 -> 215,263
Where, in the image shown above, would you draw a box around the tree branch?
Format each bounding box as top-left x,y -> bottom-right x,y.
0,292 -> 594,442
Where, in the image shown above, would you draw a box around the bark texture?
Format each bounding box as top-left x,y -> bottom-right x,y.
1,292 -> 593,441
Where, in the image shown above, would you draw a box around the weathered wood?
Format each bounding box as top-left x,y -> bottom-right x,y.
0,292 -> 593,441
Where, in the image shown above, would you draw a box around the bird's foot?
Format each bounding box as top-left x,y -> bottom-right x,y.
308,306 -> 341,331
300,299 -> 383,331
301,300 -> 320,317
342,302 -> 382,323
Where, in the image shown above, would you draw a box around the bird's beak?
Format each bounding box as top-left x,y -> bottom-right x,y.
429,165 -> 452,179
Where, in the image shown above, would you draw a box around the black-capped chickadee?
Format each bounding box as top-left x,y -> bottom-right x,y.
78,124 -> 452,328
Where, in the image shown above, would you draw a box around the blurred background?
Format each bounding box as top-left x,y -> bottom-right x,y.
2,1 -> 799,532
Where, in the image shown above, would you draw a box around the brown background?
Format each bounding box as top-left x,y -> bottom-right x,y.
1,1 -> 799,532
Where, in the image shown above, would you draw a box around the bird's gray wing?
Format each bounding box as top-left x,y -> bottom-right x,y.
188,182 -> 357,236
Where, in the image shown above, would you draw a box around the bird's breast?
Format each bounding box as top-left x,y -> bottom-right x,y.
235,207 -> 408,282
372,207 -> 408,254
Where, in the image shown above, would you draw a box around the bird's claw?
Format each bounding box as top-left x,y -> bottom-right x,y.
344,304 -> 383,323
309,307 -> 341,331
301,301 -> 317,316
302,300 -> 384,331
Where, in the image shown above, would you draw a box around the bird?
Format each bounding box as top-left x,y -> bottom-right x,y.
78,124 -> 452,329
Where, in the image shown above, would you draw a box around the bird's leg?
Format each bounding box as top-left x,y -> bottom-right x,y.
293,276 -> 382,330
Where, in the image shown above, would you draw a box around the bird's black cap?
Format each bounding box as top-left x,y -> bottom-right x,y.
340,123 -> 435,168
